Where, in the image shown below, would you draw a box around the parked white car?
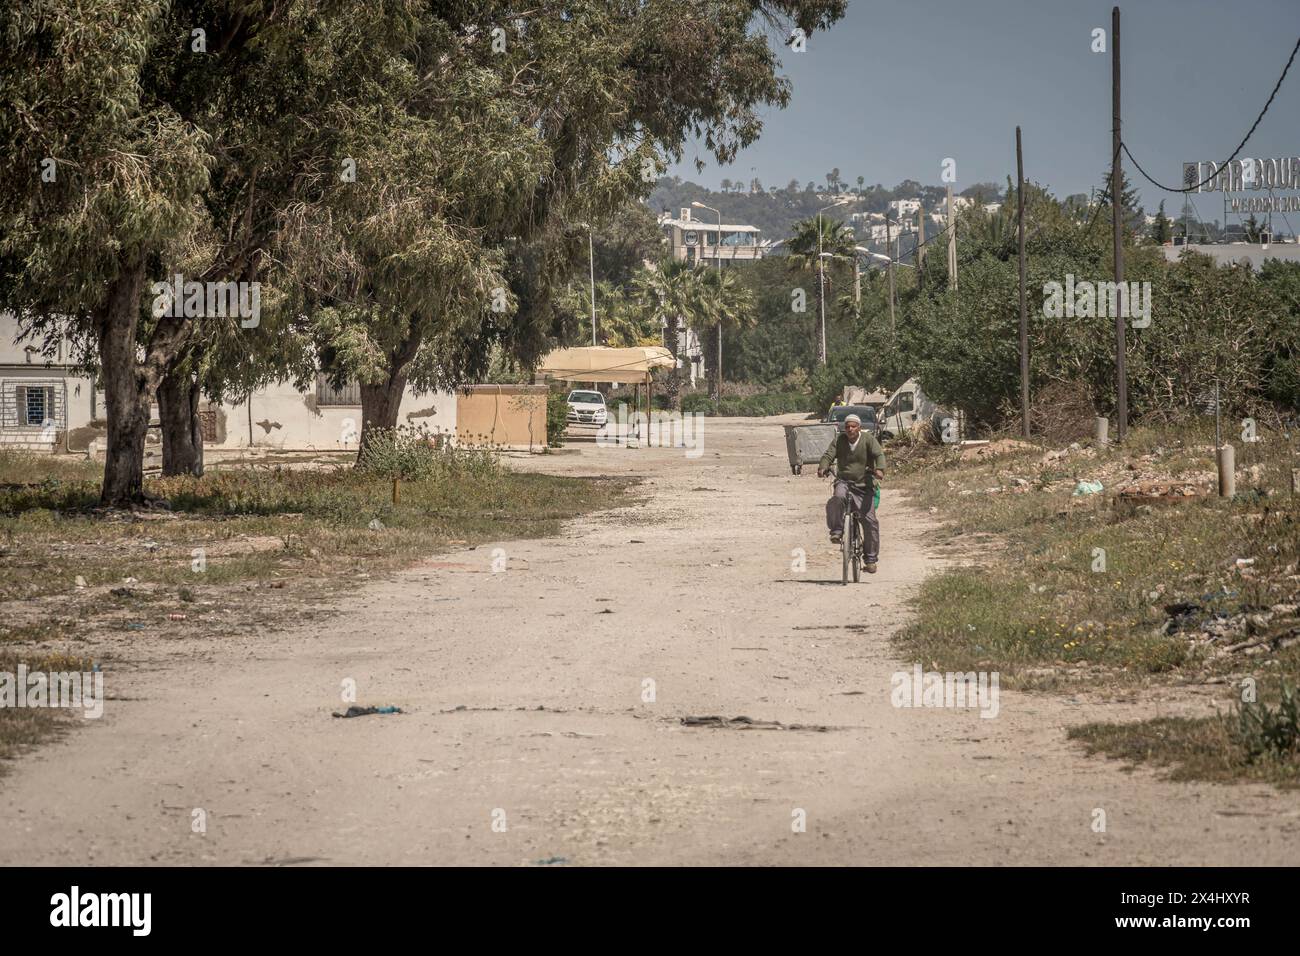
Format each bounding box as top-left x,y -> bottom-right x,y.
566,389 -> 608,426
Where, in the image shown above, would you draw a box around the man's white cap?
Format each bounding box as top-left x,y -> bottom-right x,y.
845,414 -> 861,425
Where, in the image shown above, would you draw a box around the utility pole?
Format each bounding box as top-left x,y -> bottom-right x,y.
1017,126 -> 1030,439
885,213 -> 896,334
853,254 -> 861,313
916,204 -> 926,290
1111,4 -> 1128,442
714,207 -> 722,398
946,185 -> 958,291
818,212 -> 827,364
813,199 -> 848,363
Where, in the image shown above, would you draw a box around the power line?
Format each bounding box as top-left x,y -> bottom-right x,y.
1080,139 -> 1122,240
1123,35 -> 1299,194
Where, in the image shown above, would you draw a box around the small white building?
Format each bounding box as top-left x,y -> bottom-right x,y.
0,312 -> 97,452
850,211 -> 887,225
866,221 -> 914,243
888,199 -> 922,220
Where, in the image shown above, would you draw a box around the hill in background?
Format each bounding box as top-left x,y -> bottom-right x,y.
646,175 -> 1006,245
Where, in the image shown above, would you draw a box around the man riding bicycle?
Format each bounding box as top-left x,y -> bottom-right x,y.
816,413 -> 884,574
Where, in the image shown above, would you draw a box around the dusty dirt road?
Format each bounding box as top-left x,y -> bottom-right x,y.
2,415 -> 1297,865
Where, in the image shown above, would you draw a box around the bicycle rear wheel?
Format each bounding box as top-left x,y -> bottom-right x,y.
852,515 -> 861,582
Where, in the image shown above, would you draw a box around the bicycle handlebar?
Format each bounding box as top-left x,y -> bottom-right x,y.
820,471 -> 882,486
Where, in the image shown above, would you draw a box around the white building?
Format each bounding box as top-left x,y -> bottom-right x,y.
0,310 -> 456,454
0,313 -> 96,452
888,199 -> 921,220
659,208 -> 769,265
664,319 -> 704,385
867,220 -> 914,243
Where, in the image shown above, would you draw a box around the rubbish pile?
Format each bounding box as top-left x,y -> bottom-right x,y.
1160,593 -> 1300,657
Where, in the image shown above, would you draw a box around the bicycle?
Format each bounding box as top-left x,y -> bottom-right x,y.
824,474 -> 873,585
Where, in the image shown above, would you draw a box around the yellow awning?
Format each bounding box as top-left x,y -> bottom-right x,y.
536,346 -> 675,384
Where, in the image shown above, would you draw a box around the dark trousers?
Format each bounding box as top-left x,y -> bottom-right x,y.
826,479 -> 879,563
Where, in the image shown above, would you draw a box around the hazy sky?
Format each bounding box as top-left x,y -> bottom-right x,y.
666,0 -> 1300,223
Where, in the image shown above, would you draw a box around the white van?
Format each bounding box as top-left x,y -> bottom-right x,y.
877,378 -> 941,440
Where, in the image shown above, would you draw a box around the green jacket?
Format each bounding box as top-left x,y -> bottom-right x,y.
819,431 -> 885,484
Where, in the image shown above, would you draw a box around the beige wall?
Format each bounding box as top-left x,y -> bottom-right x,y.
455,385 -> 547,450
212,381 -> 456,451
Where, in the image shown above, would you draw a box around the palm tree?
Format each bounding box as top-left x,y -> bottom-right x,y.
633,259 -> 710,410
697,268 -> 756,401
786,215 -> 856,363
580,281 -> 657,348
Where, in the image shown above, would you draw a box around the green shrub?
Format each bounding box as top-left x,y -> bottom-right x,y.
681,392 -> 713,414
1234,680 -> 1300,762
357,424 -> 442,480
544,390 -> 570,447
681,391 -> 810,417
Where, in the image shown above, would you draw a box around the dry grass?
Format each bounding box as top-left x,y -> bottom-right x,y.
0,448 -> 634,774
0,649 -> 97,773
891,418 -> 1300,785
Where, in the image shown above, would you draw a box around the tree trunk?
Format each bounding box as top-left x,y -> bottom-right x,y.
706,323 -> 721,402
661,315 -> 682,412
356,327 -> 423,460
358,378 -> 407,456
96,257 -> 151,506
159,364 -> 204,477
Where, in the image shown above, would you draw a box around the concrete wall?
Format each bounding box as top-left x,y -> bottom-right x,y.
1161,243 -> 1300,270
455,385 -> 547,450
211,381 -> 456,451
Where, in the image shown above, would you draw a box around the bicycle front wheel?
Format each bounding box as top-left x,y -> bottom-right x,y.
852,516 -> 861,583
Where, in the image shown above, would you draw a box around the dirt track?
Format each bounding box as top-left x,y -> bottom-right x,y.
2,415 -> 1297,865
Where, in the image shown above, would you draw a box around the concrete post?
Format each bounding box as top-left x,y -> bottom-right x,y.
1217,443 -> 1235,498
